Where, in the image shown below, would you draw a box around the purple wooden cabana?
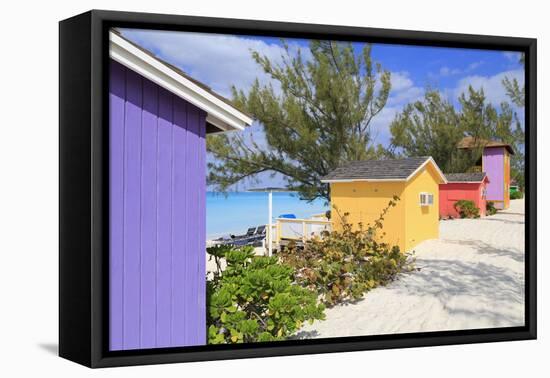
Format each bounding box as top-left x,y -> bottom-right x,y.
458,136 -> 514,210
108,30 -> 252,351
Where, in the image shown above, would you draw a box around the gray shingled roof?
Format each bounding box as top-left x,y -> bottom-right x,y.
321,157 -> 433,181
444,172 -> 487,183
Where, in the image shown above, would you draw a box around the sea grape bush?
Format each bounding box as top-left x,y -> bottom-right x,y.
206,246 -> 325,344
454,199 -> 480,218
510,190 -> 523,200
486,201 -> 497,216
281,197 -> 414,306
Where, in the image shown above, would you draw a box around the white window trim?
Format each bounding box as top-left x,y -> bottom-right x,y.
419,192 -> 434,206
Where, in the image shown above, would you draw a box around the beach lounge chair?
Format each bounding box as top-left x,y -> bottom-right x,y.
253,225 -> 266,237
251,225 -> 267,247
211,235 -> 232,246
232,227 -> 257,241
220,227 -> 257,246
234,225 -> 267,247
210,227 -> 253,246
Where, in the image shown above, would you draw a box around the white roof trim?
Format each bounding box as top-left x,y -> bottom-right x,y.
321,157 -> 448,184
406,157 -> 447,184
109,31 -> 253,132
321,178 -> 407,183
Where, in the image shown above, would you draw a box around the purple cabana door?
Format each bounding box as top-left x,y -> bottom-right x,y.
109,60 -> 206,351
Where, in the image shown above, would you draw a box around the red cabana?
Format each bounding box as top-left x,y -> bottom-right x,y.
439,173 -> 489,218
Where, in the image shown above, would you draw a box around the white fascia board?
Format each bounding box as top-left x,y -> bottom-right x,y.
109,32 -> 253,132
321,178 -> 407,183
406,157 -> 448,184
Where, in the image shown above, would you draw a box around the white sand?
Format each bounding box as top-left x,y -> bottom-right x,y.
297,199 -> 525,338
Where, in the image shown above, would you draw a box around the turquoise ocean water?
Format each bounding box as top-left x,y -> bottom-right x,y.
207,192 -> 328,239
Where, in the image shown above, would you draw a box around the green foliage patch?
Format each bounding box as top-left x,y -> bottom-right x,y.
510,190 -> 523,200
280,197 -> 414,306
486,201 -> 498,216
207,40 -> 392,202
206,246 -> 325,344
454,199 -> 480,218
389,88 -> 525,188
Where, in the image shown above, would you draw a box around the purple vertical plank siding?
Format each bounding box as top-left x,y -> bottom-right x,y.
122,69 -> 143,350
483,147 -> 504,202
109,60 -> 206,351
109,61 -> 125,351
184,105 -> 198,344
140,80 -> 158,348
185,106 -> 206,344
171,97 -> 188,345
196,111 -> 207,344
156,88 -> 173,347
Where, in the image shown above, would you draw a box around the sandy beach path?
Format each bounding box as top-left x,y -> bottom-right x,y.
298,199 -> 525,338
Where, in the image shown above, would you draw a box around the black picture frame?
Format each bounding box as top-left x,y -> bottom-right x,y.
59,9 -> 537,368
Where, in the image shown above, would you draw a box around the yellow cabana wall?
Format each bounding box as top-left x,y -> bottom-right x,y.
403,163 -> 441,251
330,181 -> 407,251
329,162 -> 442,253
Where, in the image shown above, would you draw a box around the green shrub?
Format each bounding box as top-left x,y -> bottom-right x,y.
206,245 -> 325,344
280,197 -> 414,306
454,200 -> 480,218
510,190 -> 523,200
486,201 -> 497,216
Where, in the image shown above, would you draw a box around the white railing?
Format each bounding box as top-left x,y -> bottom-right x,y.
271,217 -> 332,242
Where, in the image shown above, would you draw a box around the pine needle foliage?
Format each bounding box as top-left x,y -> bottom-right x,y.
207,40 -> 392,202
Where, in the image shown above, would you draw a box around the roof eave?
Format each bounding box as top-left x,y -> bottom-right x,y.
322,157 -> 448,184
321,178 -> 408,183
444,181 -> 484,184
109,31 -> 253,132
405,157 -> 447,184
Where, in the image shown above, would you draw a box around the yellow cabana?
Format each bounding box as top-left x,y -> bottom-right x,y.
321,156 -> 447,252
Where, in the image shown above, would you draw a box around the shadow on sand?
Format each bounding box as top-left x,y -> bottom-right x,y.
443,239 -> 524,264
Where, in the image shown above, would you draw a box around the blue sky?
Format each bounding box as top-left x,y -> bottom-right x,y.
120,29 -> 524,189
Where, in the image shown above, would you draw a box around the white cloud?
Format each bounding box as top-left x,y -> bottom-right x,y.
439,66 -> 461,77
369,106 -> 400,144
120,29 -> 423,146
365,71 -> 424,144
365,71 -> 425,144
387,71 -> 424,107
120,29 -> 303,98
374,68 -> 526,144
454,69 -> 524,106
432,61 -> 484,79
503,51 -> 522,63
390,71 -> 414,91
467,61 -> 484,71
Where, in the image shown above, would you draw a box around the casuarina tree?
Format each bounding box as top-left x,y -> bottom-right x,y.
207,40 -> 391,202
389,87 -> 524,182
502,53 -> 525,107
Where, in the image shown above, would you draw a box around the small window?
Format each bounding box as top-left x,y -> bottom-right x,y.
419,192 -> 434,206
